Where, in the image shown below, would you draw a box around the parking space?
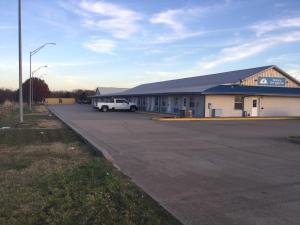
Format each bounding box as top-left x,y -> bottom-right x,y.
49,104 -> 300,225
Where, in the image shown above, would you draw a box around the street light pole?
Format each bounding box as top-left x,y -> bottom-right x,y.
29,42 -> 55,110
18,0 -> 23,123
29,53 -> 32,110
31,65 -> 47,104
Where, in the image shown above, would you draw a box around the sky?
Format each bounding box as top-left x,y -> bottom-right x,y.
0,0 -> 300,91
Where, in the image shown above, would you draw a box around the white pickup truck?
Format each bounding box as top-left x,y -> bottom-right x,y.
97,98 -> 138,112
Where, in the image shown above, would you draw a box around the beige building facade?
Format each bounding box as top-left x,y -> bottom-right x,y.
205,95 -> 300,117
204,67 -> 300,117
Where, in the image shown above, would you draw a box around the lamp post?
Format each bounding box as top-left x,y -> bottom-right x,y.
29,42 -> 55,110
31,65 -> 47,104
18,0 -> 23,123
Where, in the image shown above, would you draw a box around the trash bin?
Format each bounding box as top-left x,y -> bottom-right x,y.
212,109 -> 222,117
179,110 -> 185,118
185,110 -> 192,118
179,110 -> 193,118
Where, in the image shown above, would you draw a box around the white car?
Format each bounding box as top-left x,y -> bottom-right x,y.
97,98 -> 138,112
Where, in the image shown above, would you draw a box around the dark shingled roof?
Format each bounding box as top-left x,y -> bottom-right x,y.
203,85 -> 300,96
108,65 -> 274,96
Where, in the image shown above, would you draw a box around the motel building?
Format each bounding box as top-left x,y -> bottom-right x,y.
91,65 -> 300,117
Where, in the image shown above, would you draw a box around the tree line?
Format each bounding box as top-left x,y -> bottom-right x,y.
0,78 -> 95,104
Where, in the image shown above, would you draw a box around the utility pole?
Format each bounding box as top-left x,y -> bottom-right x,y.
18,0 -> 23,123
29,53 -> 31,110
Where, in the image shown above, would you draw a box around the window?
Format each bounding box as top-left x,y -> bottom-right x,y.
234,96 -> 243,110
162,97 -> 166,106
155,97 -> 159,106
103,98 -> 114,103
138,97 -> 146,106
189,97 -> 195,108
175,97 -> 179,106
116,99 -> 126,103
253,99 -> 257,108
183,98 -> 187,107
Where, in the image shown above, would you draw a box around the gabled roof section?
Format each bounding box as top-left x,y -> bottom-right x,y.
271,65 -> 300,86
115,65 -> 273,96
95,87 -> 128,95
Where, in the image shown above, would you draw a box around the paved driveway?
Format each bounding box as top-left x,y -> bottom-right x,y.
49,104 -> 300,225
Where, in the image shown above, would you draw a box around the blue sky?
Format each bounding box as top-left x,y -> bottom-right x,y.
1,0 -> 300,90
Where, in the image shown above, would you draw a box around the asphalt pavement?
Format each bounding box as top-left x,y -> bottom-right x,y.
49,104 -> 300,225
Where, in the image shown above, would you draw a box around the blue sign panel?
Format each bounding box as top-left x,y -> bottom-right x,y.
257,77 -> 286,87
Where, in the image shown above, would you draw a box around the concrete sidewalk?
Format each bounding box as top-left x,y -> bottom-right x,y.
49,104 -> 300,225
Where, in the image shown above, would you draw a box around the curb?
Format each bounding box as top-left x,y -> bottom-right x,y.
154,117 -> 300,122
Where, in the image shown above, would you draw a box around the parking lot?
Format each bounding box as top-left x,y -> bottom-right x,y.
49,104 -> 300,225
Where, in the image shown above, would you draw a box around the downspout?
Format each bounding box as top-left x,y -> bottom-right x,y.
242,96 -> 245,117
203,94 -> 206,118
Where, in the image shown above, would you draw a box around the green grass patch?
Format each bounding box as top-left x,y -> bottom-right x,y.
31,159 -> 179,225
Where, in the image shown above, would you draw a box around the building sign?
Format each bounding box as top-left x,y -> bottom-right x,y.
257,77 -> 286,87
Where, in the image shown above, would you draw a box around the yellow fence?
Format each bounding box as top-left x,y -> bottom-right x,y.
44,98 -> 76,105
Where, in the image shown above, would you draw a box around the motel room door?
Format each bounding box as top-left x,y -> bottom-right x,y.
251,98 -> 259,117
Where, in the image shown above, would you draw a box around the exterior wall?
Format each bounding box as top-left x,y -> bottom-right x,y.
44,98 -> 75,105
130,95 -> 205,117
191,95 -> 205,117
241,68 -> 299,87
259,96 -> 300,117
205,95 -> 243,117
205,95 -> 300,117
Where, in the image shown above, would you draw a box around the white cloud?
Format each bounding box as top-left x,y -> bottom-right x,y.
149,1 -> 232,44
78,0 -> 141,39
83,39 -> 116,54
200,31 -> 300,70
149,1 -> 230,32
150,9 -> 188,32
251,17 -> 300,36
149,8 -> 203,43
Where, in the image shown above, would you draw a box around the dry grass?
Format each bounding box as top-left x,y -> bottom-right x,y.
36,119 -> 63,129
0,105 -> 181,225
0,101 -> 16,120
34,105 -> 48,113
